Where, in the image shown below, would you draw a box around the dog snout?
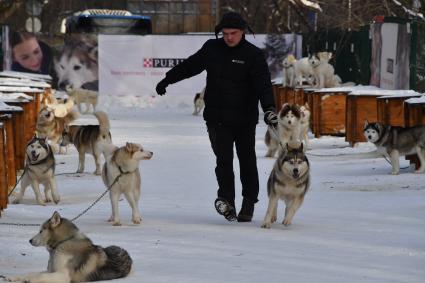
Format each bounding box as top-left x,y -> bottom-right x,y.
59,81 -> 71,90
368,135 -> 372,140
293,168 -> 299,178
29,238 -> 33,245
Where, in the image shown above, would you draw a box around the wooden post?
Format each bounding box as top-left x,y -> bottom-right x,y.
0,102 -> 26,170
0,123 -> 8,215
0,114 -> 17,192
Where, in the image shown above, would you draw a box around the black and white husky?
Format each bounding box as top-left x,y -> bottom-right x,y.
364,121 -> 425,174
12,136 -> 59,206
193,87 -> 205,115
261,143 -> 310,228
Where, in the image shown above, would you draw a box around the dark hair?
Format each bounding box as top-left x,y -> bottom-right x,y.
10,31 -> 37,49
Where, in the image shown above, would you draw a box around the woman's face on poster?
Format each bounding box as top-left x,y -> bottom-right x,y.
13,37 -> 43,72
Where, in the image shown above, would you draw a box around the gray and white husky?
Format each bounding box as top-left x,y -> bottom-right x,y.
102,143 -> 153,226
193,87 -> 205,115
261,143 -> 310,228
12,136 -> 59,206
265,103 -> 301,158
61,111 -> 112,175
363,121 -> 425,174
5,211 -> 132,283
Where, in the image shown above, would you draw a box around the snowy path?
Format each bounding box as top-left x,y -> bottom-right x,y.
0,107 -> 424,283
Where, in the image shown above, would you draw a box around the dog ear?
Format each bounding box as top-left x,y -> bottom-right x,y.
50,211 -> 62,227
364,120 -> 369,129
298,142 -> 304,152
125,142 -> 133,152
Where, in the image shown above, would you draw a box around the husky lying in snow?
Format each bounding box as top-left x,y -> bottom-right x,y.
5,211 -> 132,283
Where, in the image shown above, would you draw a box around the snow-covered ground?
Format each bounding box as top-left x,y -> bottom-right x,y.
0,95 -> 424,283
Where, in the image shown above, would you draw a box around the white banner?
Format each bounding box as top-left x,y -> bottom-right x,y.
99,34 -> 302,106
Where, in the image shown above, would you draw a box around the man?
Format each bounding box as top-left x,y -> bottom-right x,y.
155,12 -> 278,222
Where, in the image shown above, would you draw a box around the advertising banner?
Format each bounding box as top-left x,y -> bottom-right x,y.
98,34 -> 302,98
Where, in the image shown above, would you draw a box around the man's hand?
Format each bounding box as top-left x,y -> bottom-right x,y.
155,79 -> 169,96
264,110 -> 278,128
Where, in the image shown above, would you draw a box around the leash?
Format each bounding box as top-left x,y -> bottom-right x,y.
0,169 -> 128,227
269,126 -> 410,170
268,125 -> 286,151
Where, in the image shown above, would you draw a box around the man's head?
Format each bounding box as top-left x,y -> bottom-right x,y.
215,12 -> 249,47
222,28 -> 244,47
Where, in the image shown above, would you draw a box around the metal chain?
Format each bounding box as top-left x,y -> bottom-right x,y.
0,171 -> 125,227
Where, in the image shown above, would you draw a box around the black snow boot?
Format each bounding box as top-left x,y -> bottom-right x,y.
214,197 -> 237,221
237,198 -> 255,222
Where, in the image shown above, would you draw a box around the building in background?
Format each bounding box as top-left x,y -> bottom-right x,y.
127,0 -> 218,34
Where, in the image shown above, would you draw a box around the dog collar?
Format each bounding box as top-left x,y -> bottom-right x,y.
118,166 -> 136,175
50,235 -> 75,250
283,64 -> 293,69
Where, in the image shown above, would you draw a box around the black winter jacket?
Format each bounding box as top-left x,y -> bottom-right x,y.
164,37 -> 276,125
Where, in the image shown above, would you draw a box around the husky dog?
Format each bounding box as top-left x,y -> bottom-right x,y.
282,54 -> 297,87
193,87 -> 205,115
36,106 -> 78,154
363,121 -> 425,174
308,53 -> 338,88
5,211 -> 132,283
294,57 -> 314,86
61,111 -> 112,175
55,35 -> 98,90
261,143 -> 310,228
265,103 -> 301,157
66,87 -> 99,114
42,90 -> 75,118
12,136 -> 59,206
102,143 -> 153,226
298,103 -> 311,149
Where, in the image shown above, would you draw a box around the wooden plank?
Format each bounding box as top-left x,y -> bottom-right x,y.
0,114 -> 16,192
311,91 -> 347,137
0,124 -> 7,213
345,95 -> 379,145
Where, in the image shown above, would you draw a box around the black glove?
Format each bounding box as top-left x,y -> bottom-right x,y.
156,79 -> 169,96
264,110 -> 278,128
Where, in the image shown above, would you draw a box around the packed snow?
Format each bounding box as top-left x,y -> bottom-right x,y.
0,93 -> 424,283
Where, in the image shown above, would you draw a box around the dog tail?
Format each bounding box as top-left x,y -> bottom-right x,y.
87,245 -> 132,281
94,111 -> 110,136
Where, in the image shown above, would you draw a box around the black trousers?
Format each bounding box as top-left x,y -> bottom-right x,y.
207,123 -> 259,205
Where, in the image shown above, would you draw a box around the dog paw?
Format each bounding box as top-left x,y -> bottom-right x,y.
414,169 -> 425,174
36,200 -> 46,206
44,197 -> 51,203
261,222 -> 271,229
94,170 -> 101,175
11,198 -> 21,204
271,216 -> 277,223
391,171 -> 399,175
112,222 -> 122,226
132,217 -> 142,224
282,219 -> 292,226
53,197 -> 60,204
